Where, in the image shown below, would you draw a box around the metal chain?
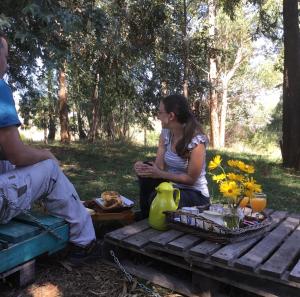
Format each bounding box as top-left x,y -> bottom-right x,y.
0,189 -> 64,241
110,250 -> 161,297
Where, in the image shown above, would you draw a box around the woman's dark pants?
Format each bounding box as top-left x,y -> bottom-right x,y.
138,176 -> 210,219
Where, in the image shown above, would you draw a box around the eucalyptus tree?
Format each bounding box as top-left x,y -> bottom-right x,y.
222,0 -> 300,170
282,0 -> 300,170
206,1 -> 256,148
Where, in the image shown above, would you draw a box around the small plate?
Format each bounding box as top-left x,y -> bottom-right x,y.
94,195 -> 134,212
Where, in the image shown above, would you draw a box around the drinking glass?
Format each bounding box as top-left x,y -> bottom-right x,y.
250,193 -> 267,213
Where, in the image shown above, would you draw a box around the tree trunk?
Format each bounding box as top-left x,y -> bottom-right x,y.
219,81 -> 228,148
182,0 -> 189,98
58,63 -> 70,143
47,71 -> 56,141
208,0 -> 220,148
88,73 -> 100,142
282,0 -> 300,170
77,108 -> 87,139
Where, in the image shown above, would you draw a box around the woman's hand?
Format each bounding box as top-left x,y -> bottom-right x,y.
134,161 -> 146,175
136,162 -> 162,179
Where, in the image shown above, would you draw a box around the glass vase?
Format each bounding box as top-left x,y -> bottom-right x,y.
223,207 -> 242,229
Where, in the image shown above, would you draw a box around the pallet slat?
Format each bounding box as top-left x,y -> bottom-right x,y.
260,225 -> 300,278
105,219 -> 149,241
0,224 -> 68,273
269,210 -> 289,225
167,234 -> 202,252
0,221 -> 40,243
189,240 -> 222,257
14,212 -> 65,229
234,217 -> 299,271
123,228 -> 162,248
289,259 -> 300,282
211,237 -> 259,264
149,229 -> 183,247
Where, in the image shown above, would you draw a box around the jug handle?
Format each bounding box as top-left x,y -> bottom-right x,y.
174,188 -> 180,208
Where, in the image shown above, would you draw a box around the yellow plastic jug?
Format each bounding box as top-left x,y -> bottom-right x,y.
148,182 -> 180,230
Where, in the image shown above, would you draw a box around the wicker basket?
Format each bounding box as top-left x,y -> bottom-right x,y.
164,210 -> 273,243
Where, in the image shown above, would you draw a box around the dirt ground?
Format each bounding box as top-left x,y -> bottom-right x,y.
0,254 -> 260,297
0,255 -> 178,297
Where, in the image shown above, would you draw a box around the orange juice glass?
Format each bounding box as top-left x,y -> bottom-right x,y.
250,194 -> 267,212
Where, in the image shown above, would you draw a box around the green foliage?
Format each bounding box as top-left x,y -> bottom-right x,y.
0,0 -> 284,151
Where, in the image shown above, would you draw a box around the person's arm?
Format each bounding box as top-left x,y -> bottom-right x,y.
138,143 -> 205,185
154,133 -> 166,170
0,126 -> 57,166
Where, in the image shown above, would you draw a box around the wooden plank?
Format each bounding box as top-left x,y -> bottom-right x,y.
14,212 -> 65,229
289,259 -> 300,282
17,260 -> 35,287
0,239 -> 9,250
269,210 -> 289,225
260,225 -> 300,278
0,224 -> 68,273
0,221 -> 40,243
0,260 -> 35,287
167,234 -> 202,252
234,217 -> 299,271
210,237 -> 259,264
120,260 -> 202,297
289,213 -> 300,220
105,219 -> 149,241
149,229 -> 184,247
263,208 -> 274,216
189,241 -> 222,258
123,228 -> 162,248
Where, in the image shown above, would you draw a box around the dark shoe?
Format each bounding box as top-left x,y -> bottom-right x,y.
67,239 -> 102,267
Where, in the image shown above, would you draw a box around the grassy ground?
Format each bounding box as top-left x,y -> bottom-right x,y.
32,140 -> 300,213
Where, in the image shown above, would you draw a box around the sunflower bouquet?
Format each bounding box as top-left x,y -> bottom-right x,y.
208,155 -> 262,209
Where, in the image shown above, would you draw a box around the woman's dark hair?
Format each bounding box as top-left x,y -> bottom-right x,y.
162,94 -> 204,158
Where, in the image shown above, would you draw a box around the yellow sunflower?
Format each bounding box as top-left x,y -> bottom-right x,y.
219,181 -> 241,201
212,173 -> 227,183
244,177 -> 262,193
227,173 -> 244,182
238,162 -> 255,174
227,159 -> 239,168
208,155 -> 222,170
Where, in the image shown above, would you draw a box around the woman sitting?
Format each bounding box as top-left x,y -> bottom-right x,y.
134,94 -> 210,219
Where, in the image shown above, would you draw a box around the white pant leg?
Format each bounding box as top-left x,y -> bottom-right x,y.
0,159 -> 95,246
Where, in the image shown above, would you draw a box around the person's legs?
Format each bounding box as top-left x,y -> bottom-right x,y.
0,160 -> 15,174
138,176 -> 165,219
178,188 -> 210,208
0,159 -> 95,247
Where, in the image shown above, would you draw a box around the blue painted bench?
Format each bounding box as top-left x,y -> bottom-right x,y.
0,212 -> 69,286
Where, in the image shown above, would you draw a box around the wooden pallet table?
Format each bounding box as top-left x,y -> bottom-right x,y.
104,209 -> 300,297
0,212 -> 69,286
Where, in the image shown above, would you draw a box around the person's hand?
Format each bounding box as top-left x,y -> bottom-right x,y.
134,161 -> 155,176
134,161 -> 143,175
136,163 -> 162,179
